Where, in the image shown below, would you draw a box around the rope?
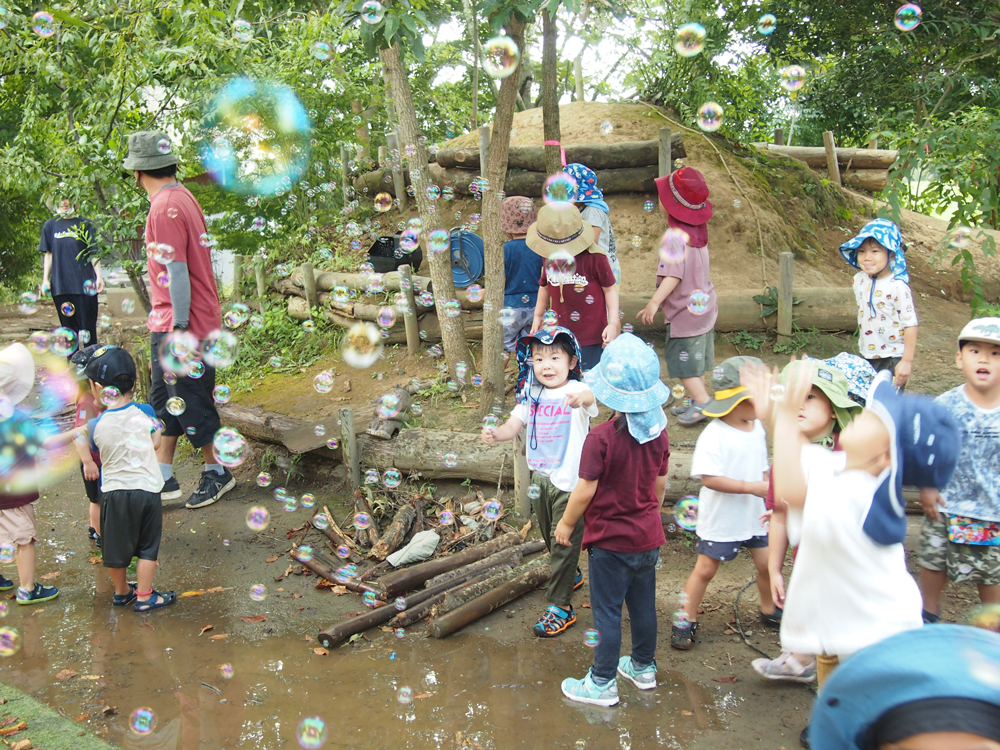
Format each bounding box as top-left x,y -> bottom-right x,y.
733,577 -> 774,659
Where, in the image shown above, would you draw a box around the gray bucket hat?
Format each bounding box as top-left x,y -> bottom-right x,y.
122,130 -> 179,172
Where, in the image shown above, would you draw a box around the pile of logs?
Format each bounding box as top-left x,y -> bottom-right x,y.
753,143 -> 898,192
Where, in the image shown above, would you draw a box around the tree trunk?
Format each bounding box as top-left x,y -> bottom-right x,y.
541,9 -> 562,176
480,16 -> 526,418
368,501 -> 417,561
463,0 -> 480,130
380,43 -> 474,381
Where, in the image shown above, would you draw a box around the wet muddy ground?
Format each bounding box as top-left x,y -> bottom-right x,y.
0,457 -> 982,750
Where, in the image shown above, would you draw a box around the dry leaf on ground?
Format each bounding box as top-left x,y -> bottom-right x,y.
413,692 -> 433,700
681,710 -> 693,716
88,556 -> 101,564
12,739 -> 32,750
206,587 -> 226,594
180,590 -> 206,598
39,571 -> 60,580
101,706 -> 117,716
199,625 -> 214,635
75,714 -> 89,721
239,615 -> 268,623
304,635 -> 315,642
0,721 -> 27,736
712,675 -> 739,683
312,647 -> 329,656
266,556 -> 279,563
55,668 -> 77,680
208,633 -> 228,640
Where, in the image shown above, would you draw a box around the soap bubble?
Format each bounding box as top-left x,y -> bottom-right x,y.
60,301 -> 76,317
130,708 -> 156,735
697,102 -> 724,132
484,35 -> 520,78
674,496 -> 699,531
202,329 -> 239,369
297,716 -> 328,749
256,472 -> 272,487
672,384 -> 686,400
527,484 -> 541,500
311,41 -> 331,60
122,298 -> 136,313
383,469 -> 402,488
250,584 -> 267,601
220,663 -> 234,679
583,629 -> 601,647
199,233 -> 216,248
757,13 -> 777,35
443,299 -> 462,318
428,229 -> 450,254
246,506 -> 270,531
966,604 -> 1000,634
0,626 -> 19,657
213,385 -> 232,404
354,513 -> 371,530
250,314 -> 264,330
466,284 -> 484,303
314,370 -> 335,393
600,120 -> 613,135
296,545 -> 314,563
499,308 -> 516,326
673,22 -> 706,57
483,500 -> 501,521
274,487 -> 288,502
948,226 -> 972,248
397,686 -> 413,704
779,65 -> 806,92
894,3 -> 921,31
213,427 -> 246,467
482,415 -> 498,430
336,545 -> 350,558
100,386 -> 121,408
165,396 -> 186,416
659,228 -> 689,265
439,510 -> 454,525
313,424 -> 325,437
374,192 -> 393,212
0,545 -> 15,564
314,514 -> 329,531
361,0 -> 384,23
443,452 -> 458,468
363,591 -> 378,607
18,292 -> 38,314
770,383 -> 787,402
378,393 -> 402,418
32,10 -> 54,36
377,307 -> 396,328
327,438 -> 339,450
643,200 -> 655,213
546,249 -> 577,284
543,172 -> 577,203
302,320 -> 316,334
342,321 -> 383,368
687,290 -> 710,315
365,469 -> 379,484
199,78 -> 311,197
83,279 -> 97,296
225,302 -> 250,328
28,332 -> 49,353
631,235 -> 642,248
399,231 -> 420,253
232,19 -> 252,41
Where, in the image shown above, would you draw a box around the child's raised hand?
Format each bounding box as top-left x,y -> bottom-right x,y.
637,302 -> 658,326
919,487 -> 946,522
481,427 -> 497,445
740,360 -> 780,427
759,509 -> 773,527
564,391 -> 591,409
774,356 -> 813,417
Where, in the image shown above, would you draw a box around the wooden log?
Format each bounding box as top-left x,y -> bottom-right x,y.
216,403 -> 296,445
317,583 -> 441,649
430,163 -> 658,197
435,136 -> 686,171
842,169 -> 889,192
369,502 -> 417,561
428,563 -> 552,638
423,545 -> 524,589
752,143 -> 898,169
341,408 -> 361,491
658,127 -> 672,178
301,261 -> 319,311
435,556 -> 548,615
388,565 -> 511,628
376,532 -> 521,597
355,489 -> 381,547
398,264 -> 420,356
777,252 -> 794,340
389,592 -> 446,628
823,131 -> 842,187
478,124 -> 491,176
312,511 -> 362,563
356,428 -> 514,484
295,550 -> 381,596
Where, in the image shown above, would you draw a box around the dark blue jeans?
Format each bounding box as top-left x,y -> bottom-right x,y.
588,546 -> 659,682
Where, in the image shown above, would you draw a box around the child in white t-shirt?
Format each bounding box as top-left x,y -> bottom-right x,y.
672,356 -> 775,650
482,326 -> 598,638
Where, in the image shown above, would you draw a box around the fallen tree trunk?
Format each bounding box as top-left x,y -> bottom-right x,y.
356,428 -> 515,484
387,566 -> 509,628
423,540 -> 543,589
429,164 -> 658,197
296,550 -> 382,596
376,531 -> 522,597
317,587 -> 435,649
288,266 -> 434,295
434,556 -> 548,615
753,143 -> 898,169
841,169 -> 889,192
435,136 -> 687,171
368,502 -> 417,561
428,563 -> 552,638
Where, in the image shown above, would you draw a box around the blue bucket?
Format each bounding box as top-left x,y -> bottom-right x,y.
449,228 -> 484,288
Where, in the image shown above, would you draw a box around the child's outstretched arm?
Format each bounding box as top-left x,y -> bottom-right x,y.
772,360 -> 813,508
563,388 -> 595,409
481,415 -> 524,445
767,504 -> 789,607
555,478 -> 598,546
700,474 -> 769,498
638,277 -> 679,325
602,284 -> 620,343
895,326 -> 918,387
42,425 -> 85,450
530,287 -> 550,335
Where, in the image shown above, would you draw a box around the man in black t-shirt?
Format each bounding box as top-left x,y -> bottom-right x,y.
39,199 -> 104,351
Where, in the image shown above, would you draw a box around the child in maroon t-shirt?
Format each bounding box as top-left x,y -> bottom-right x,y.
70,345 -> 104,542
555,333 -> 672,707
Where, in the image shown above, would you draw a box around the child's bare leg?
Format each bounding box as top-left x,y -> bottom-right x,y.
108,567 -> 130,596
978,583 -> 1000,605
89,504 -> 100,535
15,542 -> 35,591
135,559 -> 157,602
683,554 -> 720,622
919,567 -> 948,615
680,376 -> 709,404
749,547 -> 775,614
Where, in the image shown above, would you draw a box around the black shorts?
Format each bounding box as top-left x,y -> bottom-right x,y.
80,464 -> 101,504
100,489 -> 162,568
697,534 -> 768,562
149,331 -> 222,449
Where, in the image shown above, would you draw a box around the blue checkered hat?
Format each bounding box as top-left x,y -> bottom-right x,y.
839,219 -> 909,283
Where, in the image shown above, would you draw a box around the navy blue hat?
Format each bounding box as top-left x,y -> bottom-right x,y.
84,346 -> 137,391
514,326 -> 583,405
69,344 -> 101,381
812,624 -> 1000,750
864,370 -> 961,545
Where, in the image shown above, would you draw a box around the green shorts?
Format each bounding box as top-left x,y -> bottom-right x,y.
917,515 -> 1000,586
664,324 -> 715,380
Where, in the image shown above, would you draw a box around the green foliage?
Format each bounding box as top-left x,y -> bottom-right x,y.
0,190 -> 45,291
773,326 -> 818,355
752,286 -> 801,318
728,329 -> 765,351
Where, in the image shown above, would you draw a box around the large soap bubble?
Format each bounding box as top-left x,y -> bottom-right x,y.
199,78 -> 312,196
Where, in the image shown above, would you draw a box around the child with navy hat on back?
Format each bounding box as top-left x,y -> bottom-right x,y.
772,362 -> 961,746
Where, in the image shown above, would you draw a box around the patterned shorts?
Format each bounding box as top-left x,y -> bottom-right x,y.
917,515 -> 1000,586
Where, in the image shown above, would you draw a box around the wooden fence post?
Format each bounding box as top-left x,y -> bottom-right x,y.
340,145 -> 350,201
774,128 -> 785,146
823,131 -> 842,186
397,264 -> 420,356
233,254 -> 244,301
254,255 -> 266,311
658,127 -> 672,177
386,130 -> 407,212
514,431 -> 530,516
340,408 -> 360,491
868,137 -> 878,150
378,145 -> 387,172
301,262 -> 318,312
778,252 -> 794,341
478,124 -> 491,178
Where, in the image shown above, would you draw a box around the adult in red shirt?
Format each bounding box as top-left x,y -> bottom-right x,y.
554,333 -> 671,706
122,131 -> 234,510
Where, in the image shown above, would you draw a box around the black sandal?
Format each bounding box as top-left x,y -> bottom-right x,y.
113,582 -> 137,607
134,590 -> 177,613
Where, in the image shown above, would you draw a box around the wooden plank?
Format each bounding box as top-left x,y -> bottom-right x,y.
752,143 -> 898,169
777,252 -> 794,340
823,131 -> 842,187
434,136 -> 686,171
301,261 -> 318,312
340,407 -> 360,491
398,264 -> 420,356
658,127 -> 672,177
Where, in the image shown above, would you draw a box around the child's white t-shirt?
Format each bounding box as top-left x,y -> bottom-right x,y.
510,381 -> 598,493
780,445 -> 922,657
853,272 -> 918,358
690,418 -> 769,542
88,402 -> 164,494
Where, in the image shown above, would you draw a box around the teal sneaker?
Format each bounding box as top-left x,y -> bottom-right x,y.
16,583 -> 59,605
561,671 -> 619,707
0,575 -> 14,592
617,656 -> 657,690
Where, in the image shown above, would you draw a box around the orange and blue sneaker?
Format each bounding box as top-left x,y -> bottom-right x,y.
16,583 -> 59,605
533,604 -> 576,637
573,567 -> 584,591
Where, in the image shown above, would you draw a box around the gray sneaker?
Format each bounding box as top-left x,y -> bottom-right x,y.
617,656 -> 657,690
675,402 -> 708,426
185,468 -> 235,509
751,652 -> 817,683
161,475 -> 182,501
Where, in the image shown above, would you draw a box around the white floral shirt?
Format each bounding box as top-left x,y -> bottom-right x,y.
853,272 -> 918,358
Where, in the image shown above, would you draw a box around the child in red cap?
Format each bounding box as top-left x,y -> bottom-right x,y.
637,168 -> 718,426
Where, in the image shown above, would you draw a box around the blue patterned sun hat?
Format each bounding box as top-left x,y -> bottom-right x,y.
585,333 -> 671,444
839,218 -> 909,283
563,163 -> 609,213
514,326 -> 583,405
803,352 -> 876,406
